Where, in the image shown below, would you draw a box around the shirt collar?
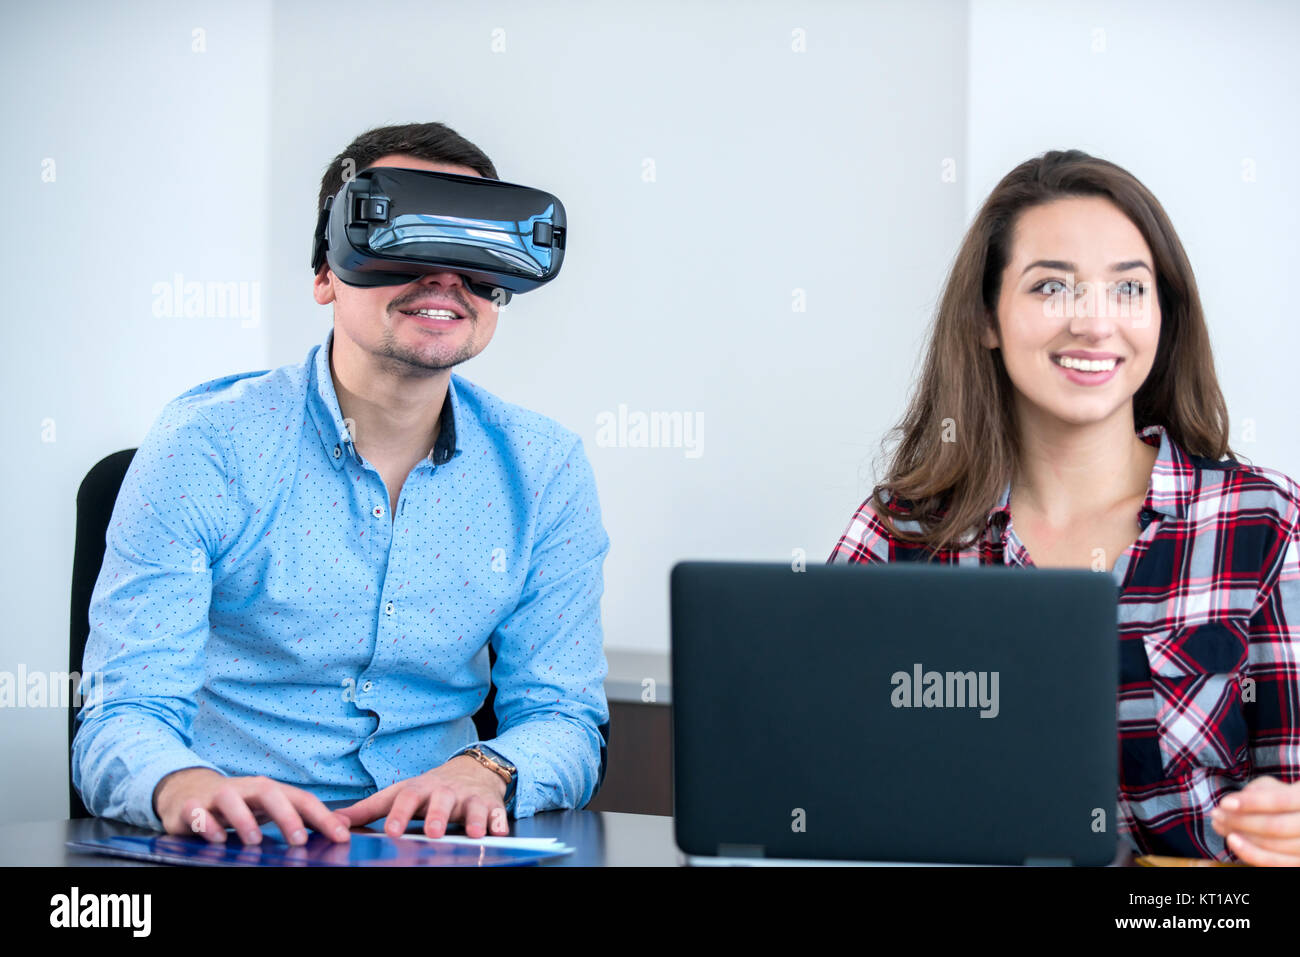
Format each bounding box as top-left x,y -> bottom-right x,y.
308,325 -> 461,471
984,423 -> 1190,543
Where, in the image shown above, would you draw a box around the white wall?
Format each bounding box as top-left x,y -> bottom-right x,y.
3,0 -> 1295,825
0,0 -> 273,824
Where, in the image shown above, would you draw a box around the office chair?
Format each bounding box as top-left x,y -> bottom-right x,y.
68,449 -> 137,819
69,449 -> 607,818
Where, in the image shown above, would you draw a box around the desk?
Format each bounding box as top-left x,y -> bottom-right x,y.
0,810 -> 681,867
0,813 -> 1150,867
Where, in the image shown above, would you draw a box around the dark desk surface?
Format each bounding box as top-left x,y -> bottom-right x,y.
0,809 -> 681,867
0,811 -> 1150,867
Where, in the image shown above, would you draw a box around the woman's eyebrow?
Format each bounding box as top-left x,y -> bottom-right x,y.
1019,259 -> 1075,276
1110,259 -> 1153,274
1018,258 -> 1153,276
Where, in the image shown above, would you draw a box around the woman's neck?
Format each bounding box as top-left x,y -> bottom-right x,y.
1010,400 -> 1157,526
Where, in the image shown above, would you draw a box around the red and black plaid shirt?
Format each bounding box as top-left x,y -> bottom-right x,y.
828,424 -> 1300,861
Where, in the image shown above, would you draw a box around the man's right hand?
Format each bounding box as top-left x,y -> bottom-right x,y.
152,768 -> 353,845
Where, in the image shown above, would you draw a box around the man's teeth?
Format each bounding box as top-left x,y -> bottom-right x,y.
407,308 -> 460,319
1054,355 -> 1117,372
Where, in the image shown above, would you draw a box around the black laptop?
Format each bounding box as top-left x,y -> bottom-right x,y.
670,561 -> 1119,866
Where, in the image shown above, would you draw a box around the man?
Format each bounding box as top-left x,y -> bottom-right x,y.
72,122 -> 611,845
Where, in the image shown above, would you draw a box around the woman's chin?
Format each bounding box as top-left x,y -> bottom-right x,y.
1017,388 -> 1134,430
1043,402 -> 1132,429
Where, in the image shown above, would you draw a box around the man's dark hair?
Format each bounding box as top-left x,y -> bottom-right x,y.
316,122 -> 499,214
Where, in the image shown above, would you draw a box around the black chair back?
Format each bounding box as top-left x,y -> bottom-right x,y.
68,450 -> 138,818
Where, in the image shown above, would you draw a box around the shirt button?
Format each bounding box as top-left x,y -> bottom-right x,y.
362,680 -> 374,693
385,601 -> 395,616
373,504 -> 385,518
333,445 -> 342,459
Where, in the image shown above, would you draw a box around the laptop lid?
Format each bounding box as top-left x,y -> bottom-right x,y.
670,561 -> 1119,866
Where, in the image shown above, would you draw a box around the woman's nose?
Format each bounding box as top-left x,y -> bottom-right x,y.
1067,279 -> 1118,338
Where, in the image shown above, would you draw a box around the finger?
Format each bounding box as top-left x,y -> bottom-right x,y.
1227,832 -> 1300,867
1217,780 -> 1298,813
286,789 -> 352,843
333,786 -> 397,828
422,787 -> 457,839
1211,808 -> 1300,840
385,786 -> 427,837
488,805 -> 510,836
252,782 -> 308,845
1242,774 -> 1283,790
461,796 -> 492,839
1218,825 -> 1300,856
176,798 -> 226,843
330,811 -> 354,839
213,788 -> 263,844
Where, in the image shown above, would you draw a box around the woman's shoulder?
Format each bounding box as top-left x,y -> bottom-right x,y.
828,488 -> 973,563
1183,450 -> 1300,532
829,490 -> 906,564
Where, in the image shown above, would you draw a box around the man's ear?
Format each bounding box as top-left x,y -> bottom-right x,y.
312,266 -> 336,306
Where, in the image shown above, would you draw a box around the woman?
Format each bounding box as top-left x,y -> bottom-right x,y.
828,150 -> 1300,865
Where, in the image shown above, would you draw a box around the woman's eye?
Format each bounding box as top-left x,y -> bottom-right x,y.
1033,279 -> 1068,296
1115,279 -> 1145,297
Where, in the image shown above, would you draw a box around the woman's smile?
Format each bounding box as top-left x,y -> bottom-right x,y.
1050,351 -> 1123,385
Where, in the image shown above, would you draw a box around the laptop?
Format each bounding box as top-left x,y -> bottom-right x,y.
670,561 -> 1119,866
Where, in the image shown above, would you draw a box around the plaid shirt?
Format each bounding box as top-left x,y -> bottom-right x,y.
828,424 -> 1300,861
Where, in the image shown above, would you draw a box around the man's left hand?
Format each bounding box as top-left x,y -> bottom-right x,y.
335,755 -> 510,838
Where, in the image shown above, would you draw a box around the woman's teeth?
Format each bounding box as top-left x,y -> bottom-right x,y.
1053,355 -> 1117,372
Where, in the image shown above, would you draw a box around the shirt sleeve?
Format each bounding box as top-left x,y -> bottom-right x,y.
1244,484 -> 1300,785
71,399 -> 233,829
472,435 -> 611,817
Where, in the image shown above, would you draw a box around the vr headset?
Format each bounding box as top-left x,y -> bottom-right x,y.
311,166 -> 567,305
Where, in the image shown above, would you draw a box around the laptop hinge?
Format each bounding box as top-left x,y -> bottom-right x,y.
1023,857 -> 1072,866
717,843 -> 765,858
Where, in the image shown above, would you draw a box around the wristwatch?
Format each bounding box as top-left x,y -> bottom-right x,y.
458,744 -> 517,811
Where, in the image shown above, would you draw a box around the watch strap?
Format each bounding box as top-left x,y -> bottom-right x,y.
457,744 -> 517,811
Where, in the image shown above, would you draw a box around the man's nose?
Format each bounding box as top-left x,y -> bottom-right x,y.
414,270 -> 466,288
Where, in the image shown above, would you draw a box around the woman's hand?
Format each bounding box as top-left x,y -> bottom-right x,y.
1210,775 -> 1300,866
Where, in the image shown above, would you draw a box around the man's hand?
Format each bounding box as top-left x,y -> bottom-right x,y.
153,768 -> 353,846
335,755 -> 510,839
1210,775 -> 1300,866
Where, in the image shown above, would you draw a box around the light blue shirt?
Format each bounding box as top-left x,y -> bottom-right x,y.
73,325 -> 611,829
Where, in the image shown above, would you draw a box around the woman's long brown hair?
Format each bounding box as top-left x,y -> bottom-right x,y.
871,149 -> 1234,552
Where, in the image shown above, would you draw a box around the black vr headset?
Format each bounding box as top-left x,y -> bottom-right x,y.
311,166 -> 567,305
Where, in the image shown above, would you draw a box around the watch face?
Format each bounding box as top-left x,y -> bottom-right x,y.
480,745 -> 517,775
